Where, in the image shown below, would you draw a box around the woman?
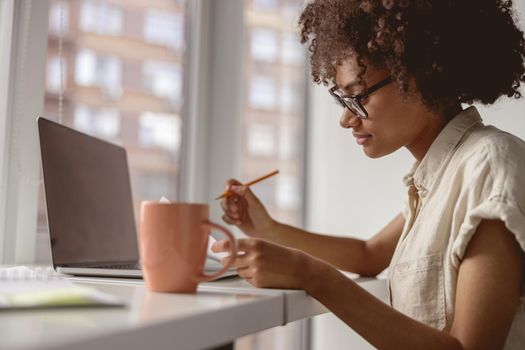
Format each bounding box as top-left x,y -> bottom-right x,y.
213,0 -> 525,348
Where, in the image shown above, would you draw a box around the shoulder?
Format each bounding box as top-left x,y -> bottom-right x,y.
457,126 -> 525,189
461,124 -> 525,159
441,124 -> 525,207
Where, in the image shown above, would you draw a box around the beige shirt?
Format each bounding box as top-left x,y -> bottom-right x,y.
388,107 -> 525,348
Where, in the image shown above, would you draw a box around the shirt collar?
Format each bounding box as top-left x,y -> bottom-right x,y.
403,106 -> 483,191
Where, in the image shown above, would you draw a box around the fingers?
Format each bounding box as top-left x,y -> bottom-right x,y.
219,252 -> 257,282
220,199 -> 241,220
220,253 -> 251,270
212,238 -> 248,253
213,240 -> 253,276
229,185 -> 259,207
213,238 -> 272,253
220,182 -> 245,225
221,215 -> 241,226
223,178 -> 260,207
212,238 -> 295,289
224,180 -> 244,205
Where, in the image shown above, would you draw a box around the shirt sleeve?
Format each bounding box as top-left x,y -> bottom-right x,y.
451,137 -> 525,268
451,197 -> 525,267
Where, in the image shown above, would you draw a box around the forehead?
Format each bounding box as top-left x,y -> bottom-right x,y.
334,59 -> 383,89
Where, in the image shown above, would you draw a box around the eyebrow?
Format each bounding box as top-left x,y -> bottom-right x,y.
342,80 -> 361,91
336,80 -> 363,95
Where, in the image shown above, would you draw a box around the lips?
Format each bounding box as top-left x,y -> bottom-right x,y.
352,132 -> 371,145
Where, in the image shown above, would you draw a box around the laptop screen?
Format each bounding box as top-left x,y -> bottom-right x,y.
38,117 -> 139,266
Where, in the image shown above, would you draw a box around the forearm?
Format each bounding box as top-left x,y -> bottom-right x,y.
267,221 -> 380,276
306,263 -> 463,350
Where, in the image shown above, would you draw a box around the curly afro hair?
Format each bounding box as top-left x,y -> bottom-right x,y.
299,0 -> 525,111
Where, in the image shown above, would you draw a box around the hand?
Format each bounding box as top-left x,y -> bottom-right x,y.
220,179 -> 276,239
212,238 -> 324,289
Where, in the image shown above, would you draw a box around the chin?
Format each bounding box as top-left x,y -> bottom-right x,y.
363,145 -> 397,159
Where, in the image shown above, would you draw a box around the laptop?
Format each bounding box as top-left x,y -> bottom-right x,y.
38,117 -> 234,279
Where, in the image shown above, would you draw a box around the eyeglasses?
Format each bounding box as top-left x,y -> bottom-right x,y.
329,77 -> 393,119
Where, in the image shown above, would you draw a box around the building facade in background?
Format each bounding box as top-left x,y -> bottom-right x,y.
41,0 -> 186,232
41,0 -> 306,233
242,0 -> 306,228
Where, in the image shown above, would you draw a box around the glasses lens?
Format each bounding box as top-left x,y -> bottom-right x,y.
330,90 -> 346,108
343,98 -> 367,118
329,88 -> 367,118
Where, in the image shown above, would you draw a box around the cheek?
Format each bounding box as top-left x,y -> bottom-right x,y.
363,95 -> 422,154
379,123 -> 414,147
363,120 -> 412,157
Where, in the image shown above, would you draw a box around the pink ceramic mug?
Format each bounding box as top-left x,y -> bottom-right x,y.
138,202 -> 237,293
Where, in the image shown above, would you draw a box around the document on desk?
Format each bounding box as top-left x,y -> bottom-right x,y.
0,266 -> 126,310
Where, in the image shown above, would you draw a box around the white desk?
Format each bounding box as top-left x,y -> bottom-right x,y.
200,275 -> 389,323
0,274 -> 387,350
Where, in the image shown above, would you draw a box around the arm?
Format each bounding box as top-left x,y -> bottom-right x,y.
307,219 -> 523,349
221,180 -> 404,276
214,219 -> 523,349
269,213 -> 405,276
448,219 -> 523,349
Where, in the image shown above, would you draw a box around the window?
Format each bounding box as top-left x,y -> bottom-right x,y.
79,0 -> 123,36
139,112 -> 181,152
143,60 -> 182,104
243,0 -> 306,225
253,0 -> 279,12
247,124 -> 275,157
40,0 -> 186,238
74,105 -> 121,140
49,1 -> 69,34
75,49 -> 96,86
144,10 -> 184,50
98,55 -> 123,98
249,76 -> 277,110
75,50 -> 122,98
279,125 -> 297,159
237,1 -> 307,348
281,32 -> 304,64
275,174 -> 300,210
3,0 -> 310,347
280,82 -> 296,112
252,181 -> 275,206
46,56 -> 65,93
250,28 -> 278,62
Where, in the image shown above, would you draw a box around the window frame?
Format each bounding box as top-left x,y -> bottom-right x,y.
0,0 -> 49,263
179,0 -> 245,227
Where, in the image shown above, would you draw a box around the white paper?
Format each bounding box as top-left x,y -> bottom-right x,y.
0,266 -> 125,309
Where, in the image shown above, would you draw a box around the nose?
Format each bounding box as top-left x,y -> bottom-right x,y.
339,110 -> 361,129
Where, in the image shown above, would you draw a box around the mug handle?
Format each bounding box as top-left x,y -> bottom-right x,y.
196,220 -> 237,282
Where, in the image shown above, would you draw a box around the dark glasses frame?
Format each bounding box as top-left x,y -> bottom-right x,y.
329,77 -> 393,119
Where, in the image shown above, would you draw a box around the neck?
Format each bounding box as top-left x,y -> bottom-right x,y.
406,109 -> 455,162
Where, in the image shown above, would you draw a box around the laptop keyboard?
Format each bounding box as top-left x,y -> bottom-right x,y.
89,263 -> 140,270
